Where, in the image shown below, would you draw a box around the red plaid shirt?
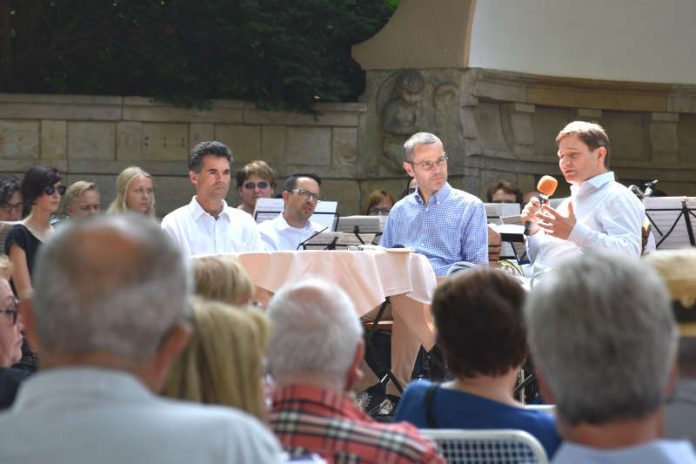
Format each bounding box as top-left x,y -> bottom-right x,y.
271,384 -> 444,464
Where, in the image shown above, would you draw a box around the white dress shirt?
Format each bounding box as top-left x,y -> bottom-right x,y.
161,196 -> 264,256
0,367 -> 283,463
527,171 -> 644,274
259,213 -> 324,251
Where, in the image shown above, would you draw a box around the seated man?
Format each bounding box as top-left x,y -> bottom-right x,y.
259,173 -> 324,251
645,249 -> 696,446
162,141 -> 264,255
525,251 -> 696,463
0,214 -> 281,463
521,121 -> 644,275
486,179 -> 523,205
381,132 -> 487,276
267,279 -> 444,463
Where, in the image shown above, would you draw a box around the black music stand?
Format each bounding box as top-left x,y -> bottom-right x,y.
301,231 -> 376,250
645,197 -> 696,248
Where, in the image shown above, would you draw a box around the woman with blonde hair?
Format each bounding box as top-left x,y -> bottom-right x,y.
107,166 -> 155,217
162,299 -> 270,420
191,254 -> 254,305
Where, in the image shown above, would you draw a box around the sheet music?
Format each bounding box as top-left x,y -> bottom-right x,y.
336,215 -> 385,234
485,203 -> 521,224
644,196 -> 696,249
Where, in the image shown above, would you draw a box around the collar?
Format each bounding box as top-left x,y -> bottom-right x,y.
414,182 -> 452,205
272,384 -> 369,421
189,196 -> 230,220
570,171 -> 614,197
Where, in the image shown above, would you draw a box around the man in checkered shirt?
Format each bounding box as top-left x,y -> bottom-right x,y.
381,132 -> 488,276
267,279 -> 444,464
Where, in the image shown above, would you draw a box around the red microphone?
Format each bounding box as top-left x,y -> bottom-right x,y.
524,175 -> 559,235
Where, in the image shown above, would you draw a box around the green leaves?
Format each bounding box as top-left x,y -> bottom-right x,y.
1,0 -> 397,113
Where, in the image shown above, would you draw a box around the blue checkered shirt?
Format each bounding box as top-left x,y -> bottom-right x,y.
381,183 -> 488,275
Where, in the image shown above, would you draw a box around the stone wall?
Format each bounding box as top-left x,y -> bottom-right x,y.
0,94 -> 368,215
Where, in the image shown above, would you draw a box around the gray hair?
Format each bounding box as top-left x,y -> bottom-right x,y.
525,251 -> 676,426
266,279 -> 362,381
32,213 -> 191,362
403,132 -> 443,162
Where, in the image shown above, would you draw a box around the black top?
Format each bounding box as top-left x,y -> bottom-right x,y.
0,367 -> 30,410
4,223 -> 41,278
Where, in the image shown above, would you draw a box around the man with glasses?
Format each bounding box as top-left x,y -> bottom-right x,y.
235,160 -> 276,216
162,141 -> 264,255
0,175 -> 23,222
259,173 -> 324,251
0,274 -> 29,409
381,132 -> 488,275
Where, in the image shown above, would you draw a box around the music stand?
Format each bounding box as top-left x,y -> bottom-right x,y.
301,231 -> 376,250
644,197 -> 696,248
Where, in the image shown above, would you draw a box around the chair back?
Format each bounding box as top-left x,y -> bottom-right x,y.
420,429 -> 548,464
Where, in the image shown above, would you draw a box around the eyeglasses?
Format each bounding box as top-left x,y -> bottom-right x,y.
368,207 -> 391,215
1,202 -> 22,213
44,185 -> 66,196
243,181 -> 269,190
0,298 -> 19,325
407,154 -> 448,171
291,188 -> 321,202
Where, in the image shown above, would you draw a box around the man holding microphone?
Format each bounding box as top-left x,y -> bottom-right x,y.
521,121 -> 645,274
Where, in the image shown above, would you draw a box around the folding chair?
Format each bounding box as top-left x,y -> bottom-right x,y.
419,429 -> 548,464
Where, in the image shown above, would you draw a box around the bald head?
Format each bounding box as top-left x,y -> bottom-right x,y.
32,214 -> 191,363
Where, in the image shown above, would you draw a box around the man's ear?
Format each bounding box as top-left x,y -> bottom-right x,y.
345,340 -> 365,392
19,295 -> 41,353
148,322 -> 192,393
596,146 -> 607,165
403,162 -> 415,178
188,170 -> 198,186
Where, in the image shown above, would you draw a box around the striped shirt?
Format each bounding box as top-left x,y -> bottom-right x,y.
381,183 -> 488,275
271,385 -> 444,464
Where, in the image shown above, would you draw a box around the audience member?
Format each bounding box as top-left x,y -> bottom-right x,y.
107,166 -> 156,217
236,160 -> 276,215
486,179 -> 523,204
363,189 -> 395,216
162,298 -> 270,421
0,269 -> 29,410
161,141 -> 263,255
525,251 -> 696,463
644,249 -> 696,446
381,132 -> 488,275
394,268 -> 561,458
191,254 -> 253,306
64,181 -> 101,218
5,165 -> 64,299
521,121 -> 644,275
259,173 -> 323,251
266,278 -> 444,463
0,214 -> 281,463
0,175 -> 22,222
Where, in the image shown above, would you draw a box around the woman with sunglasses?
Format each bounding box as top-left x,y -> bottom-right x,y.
235,160 -> 276,215
4,165 -> 64,299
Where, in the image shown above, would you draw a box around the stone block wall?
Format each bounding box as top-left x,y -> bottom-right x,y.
0,94 -> 369,216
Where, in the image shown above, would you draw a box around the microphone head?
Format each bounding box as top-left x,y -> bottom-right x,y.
537,175 -> 559,197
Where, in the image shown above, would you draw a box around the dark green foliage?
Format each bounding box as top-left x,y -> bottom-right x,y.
0,0 -> 397,112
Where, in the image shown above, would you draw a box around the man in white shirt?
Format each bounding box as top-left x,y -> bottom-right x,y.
525,251 -> 696,464
259,173 -> 324,251
521,121 -> 644,275
0,214 -> 282,463
161,141 -> 264,255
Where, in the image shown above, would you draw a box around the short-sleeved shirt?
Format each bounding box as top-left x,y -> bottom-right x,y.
4,224 -> 41,278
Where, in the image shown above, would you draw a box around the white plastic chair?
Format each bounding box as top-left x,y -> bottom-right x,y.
420,429 -> 549,464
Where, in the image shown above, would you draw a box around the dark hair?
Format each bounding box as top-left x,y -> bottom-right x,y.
363,190 -> 395,215
400,176 -> 416,199
20,165 -> 62,212
189,141 -> 233,173
486,180 -> 523,204
432,268 -> 527,378
0,175 -> 21,206
235,160 -> 276,188
282,173 -> 322,192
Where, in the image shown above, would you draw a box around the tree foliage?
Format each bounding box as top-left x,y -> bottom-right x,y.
0,0 -> 396,112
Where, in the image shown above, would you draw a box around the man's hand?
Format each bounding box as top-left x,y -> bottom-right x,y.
521,197 -> 543,235
537,201 -> 577,240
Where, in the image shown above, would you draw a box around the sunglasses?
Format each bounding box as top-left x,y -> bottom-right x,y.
243,181 -> 269,190
44,185 -> 66,196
